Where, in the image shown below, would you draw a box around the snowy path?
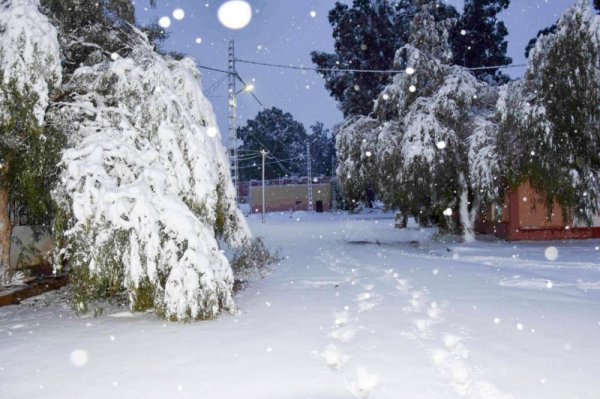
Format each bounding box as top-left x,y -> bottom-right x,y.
1,212 -> 600,398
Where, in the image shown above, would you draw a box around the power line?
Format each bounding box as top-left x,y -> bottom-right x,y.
196,64 -> 235,75
235,57 -> 527,74
236,58 -> 401,74
205,74 -> 229,96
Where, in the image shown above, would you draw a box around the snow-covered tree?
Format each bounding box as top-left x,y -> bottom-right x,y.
41,0 -> 166,75
309,122 -> 336,177
312,0 -> 461,118
336,115 -> 380,207
237,107 -> 308,180
498,0 -> 600,223
0,0 -> 63,283
338,0 -> 500,240
451,0 -> 511,82
51,32 -> 251,321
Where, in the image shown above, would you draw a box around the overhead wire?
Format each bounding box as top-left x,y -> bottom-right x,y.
235,57 -> 528,74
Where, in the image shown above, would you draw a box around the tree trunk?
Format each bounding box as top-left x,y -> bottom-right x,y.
458,173 -> 479,243
0,186 -> 13,284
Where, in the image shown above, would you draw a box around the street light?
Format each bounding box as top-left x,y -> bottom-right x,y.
236,83 -> 254,95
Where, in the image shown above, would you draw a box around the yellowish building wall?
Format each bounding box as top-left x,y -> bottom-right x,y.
249,184 -> 332,213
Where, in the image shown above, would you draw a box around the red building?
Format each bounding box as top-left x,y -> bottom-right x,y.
476,181 -> 600,241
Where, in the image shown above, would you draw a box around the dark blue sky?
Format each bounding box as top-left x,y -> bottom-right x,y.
135,0 -> 576,139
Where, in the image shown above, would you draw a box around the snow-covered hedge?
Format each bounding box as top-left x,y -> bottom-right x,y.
52,37 -> 251,320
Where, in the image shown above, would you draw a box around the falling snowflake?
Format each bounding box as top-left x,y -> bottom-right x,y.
70,349 -> 88,367
218,0 -> 252,30
544,246 -> 559,261
172,8 -> 185,20
158,16 -> 171,28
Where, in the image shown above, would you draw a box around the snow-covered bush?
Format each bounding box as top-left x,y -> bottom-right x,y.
229,237 -> 280,283
0,0 -> 63,284
52,34 -> 251,321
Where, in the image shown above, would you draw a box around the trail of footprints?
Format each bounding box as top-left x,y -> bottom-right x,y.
388,269 -> 513,399
318,249 -> 512,399
318,251 -> 380,398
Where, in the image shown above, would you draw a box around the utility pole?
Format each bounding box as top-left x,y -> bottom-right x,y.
306,141 -> 313,213
227,40 -> 239,199
261,149 -> 268,223
331,155 -> 337,211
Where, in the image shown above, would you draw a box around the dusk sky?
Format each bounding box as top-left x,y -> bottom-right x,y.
135,0 -> 577,141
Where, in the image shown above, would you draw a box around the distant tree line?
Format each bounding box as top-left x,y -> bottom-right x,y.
236,107 -> 336,181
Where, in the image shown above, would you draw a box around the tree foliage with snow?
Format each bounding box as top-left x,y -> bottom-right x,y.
498,0 -> 600,223
41,0 -> 165,75
51,31 -> 251,320
337,0 -> 500,240
313,0 -> 514,118
309,122 -> 336,177
311,0 -> 415,117
0,0 -> 63,283
450,0 -> 511,82
237,107 -> 308,180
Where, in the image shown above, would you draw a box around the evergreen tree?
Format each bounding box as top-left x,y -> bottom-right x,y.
338,0 -> 500,240
336,116 -> 380,207
309,122 -> 336,177
524,24 -> 557,58
237,107 -> 308,180
311,0 -> 408,117
0,0 -> 64,284
41,0 -> 164,75
451,0 -> 512,82
498,0 -> 600,224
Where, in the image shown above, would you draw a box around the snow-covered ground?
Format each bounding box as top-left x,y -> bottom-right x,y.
1,212 -> 600,399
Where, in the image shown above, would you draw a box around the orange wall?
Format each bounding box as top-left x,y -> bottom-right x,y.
516,181 -> 569,229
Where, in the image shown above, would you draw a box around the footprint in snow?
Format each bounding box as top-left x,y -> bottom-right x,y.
320,343 -> 351,370
331,325 -> 358,343
334,309 -> 353,327
355,292 -> 382,313
346,366 -> 379,399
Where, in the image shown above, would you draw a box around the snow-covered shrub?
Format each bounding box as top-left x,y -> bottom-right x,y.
0,0 -> 63,284
229,237 -> 280,283
52,34 -> 251,321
